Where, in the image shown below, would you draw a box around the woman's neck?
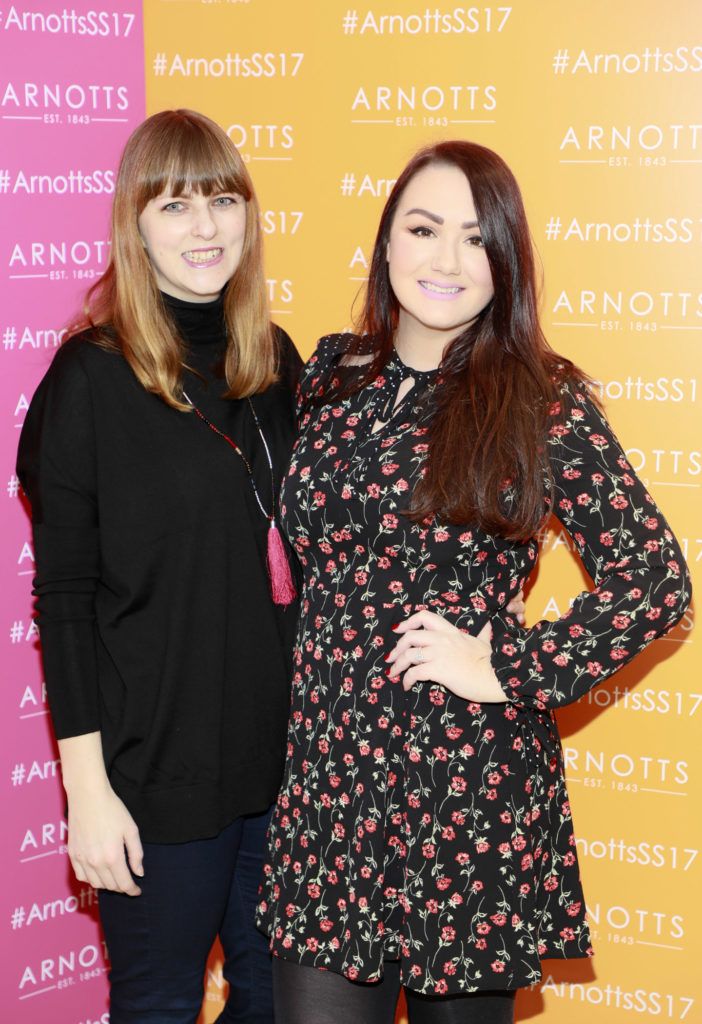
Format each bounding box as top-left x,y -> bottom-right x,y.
161,291 -> 226,348
393,321 -> 455,372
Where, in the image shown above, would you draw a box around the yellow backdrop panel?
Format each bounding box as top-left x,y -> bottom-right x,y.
143,2 -> 700,1021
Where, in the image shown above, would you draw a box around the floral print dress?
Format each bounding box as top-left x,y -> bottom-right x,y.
256,335 -> 690,995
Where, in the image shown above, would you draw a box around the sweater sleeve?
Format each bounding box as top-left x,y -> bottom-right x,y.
16,341 -> 102,738
490,382 -> 692,710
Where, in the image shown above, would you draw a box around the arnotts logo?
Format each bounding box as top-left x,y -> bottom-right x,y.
624,447 -> 701,479
8,239 -> 111,270
564,748 -> 689,788
587,902 -> 684,941
19,680 -> 49,717
19,943 -> 108,992
560,123 -> 702,153
19,819 -> 68,858
552,286 -> 702,323
1,81 -> 129,112
556,284 -> 702,335
351,83 -> 497,113
225,124 -> 294,156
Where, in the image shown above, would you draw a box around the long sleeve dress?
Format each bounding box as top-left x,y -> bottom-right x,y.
256,334 -> 691,995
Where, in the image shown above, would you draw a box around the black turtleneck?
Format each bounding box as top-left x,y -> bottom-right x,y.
17,298 -> 302,843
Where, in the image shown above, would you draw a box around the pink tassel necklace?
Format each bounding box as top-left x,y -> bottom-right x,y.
183,392 -> 297,606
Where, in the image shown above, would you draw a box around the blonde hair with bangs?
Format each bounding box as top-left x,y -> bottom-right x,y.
74,109 -> 275,408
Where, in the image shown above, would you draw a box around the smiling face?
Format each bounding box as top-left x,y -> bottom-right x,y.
386,162 -> 494,359
138,189 -> 247,303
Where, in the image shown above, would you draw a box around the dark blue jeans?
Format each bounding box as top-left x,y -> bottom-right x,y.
98,809 -> 273,1024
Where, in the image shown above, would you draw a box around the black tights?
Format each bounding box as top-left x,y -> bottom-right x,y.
272,958 -> 516,1024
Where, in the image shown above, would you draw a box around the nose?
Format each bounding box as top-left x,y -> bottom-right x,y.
431,236 -> 461,276
192,204 -> 217,240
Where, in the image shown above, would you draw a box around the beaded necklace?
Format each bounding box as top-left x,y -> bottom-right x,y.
182,391 -> 296,606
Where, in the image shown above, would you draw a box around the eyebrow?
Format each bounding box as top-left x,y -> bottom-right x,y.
404,207 -> 479,230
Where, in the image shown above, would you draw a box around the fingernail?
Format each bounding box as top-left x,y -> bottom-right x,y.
391,623 -> 400,631
384,653 -> 391,662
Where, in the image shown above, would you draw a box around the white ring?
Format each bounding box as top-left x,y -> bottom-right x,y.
415,646 -> 424,663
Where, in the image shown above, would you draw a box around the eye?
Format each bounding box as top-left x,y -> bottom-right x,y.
408,225 -> 435,238
161,200 -> 185,213
466,234 -> 485,248
212,195 -> 239,207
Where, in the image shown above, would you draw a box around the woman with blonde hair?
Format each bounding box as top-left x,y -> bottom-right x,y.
18,108 -> 301,1024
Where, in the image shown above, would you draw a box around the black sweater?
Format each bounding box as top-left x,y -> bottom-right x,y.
17,295 -> 302,842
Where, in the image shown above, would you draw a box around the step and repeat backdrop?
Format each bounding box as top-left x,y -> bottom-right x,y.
2,2 -> 700,1022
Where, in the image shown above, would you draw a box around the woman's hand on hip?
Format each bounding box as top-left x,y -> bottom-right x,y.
506,588 -> 526,624
386,609 -> 508,703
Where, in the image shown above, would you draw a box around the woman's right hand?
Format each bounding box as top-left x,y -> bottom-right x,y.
66,783 -> 144,895
59,732 -> 144,895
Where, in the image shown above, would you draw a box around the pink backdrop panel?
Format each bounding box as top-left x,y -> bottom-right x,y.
1,4 -> 145,1021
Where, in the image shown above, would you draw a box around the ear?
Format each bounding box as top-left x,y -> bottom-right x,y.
386,242 -> 390,263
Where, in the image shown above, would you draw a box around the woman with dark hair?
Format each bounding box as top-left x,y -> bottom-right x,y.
18,109 -> 301,1024
257,141 -> 691,1023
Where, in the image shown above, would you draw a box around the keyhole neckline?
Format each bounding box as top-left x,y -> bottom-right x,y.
388,345 -> 440,382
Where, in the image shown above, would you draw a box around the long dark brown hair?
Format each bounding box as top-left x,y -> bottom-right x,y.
335,140 -> 591,541
69,109 -> 275,409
